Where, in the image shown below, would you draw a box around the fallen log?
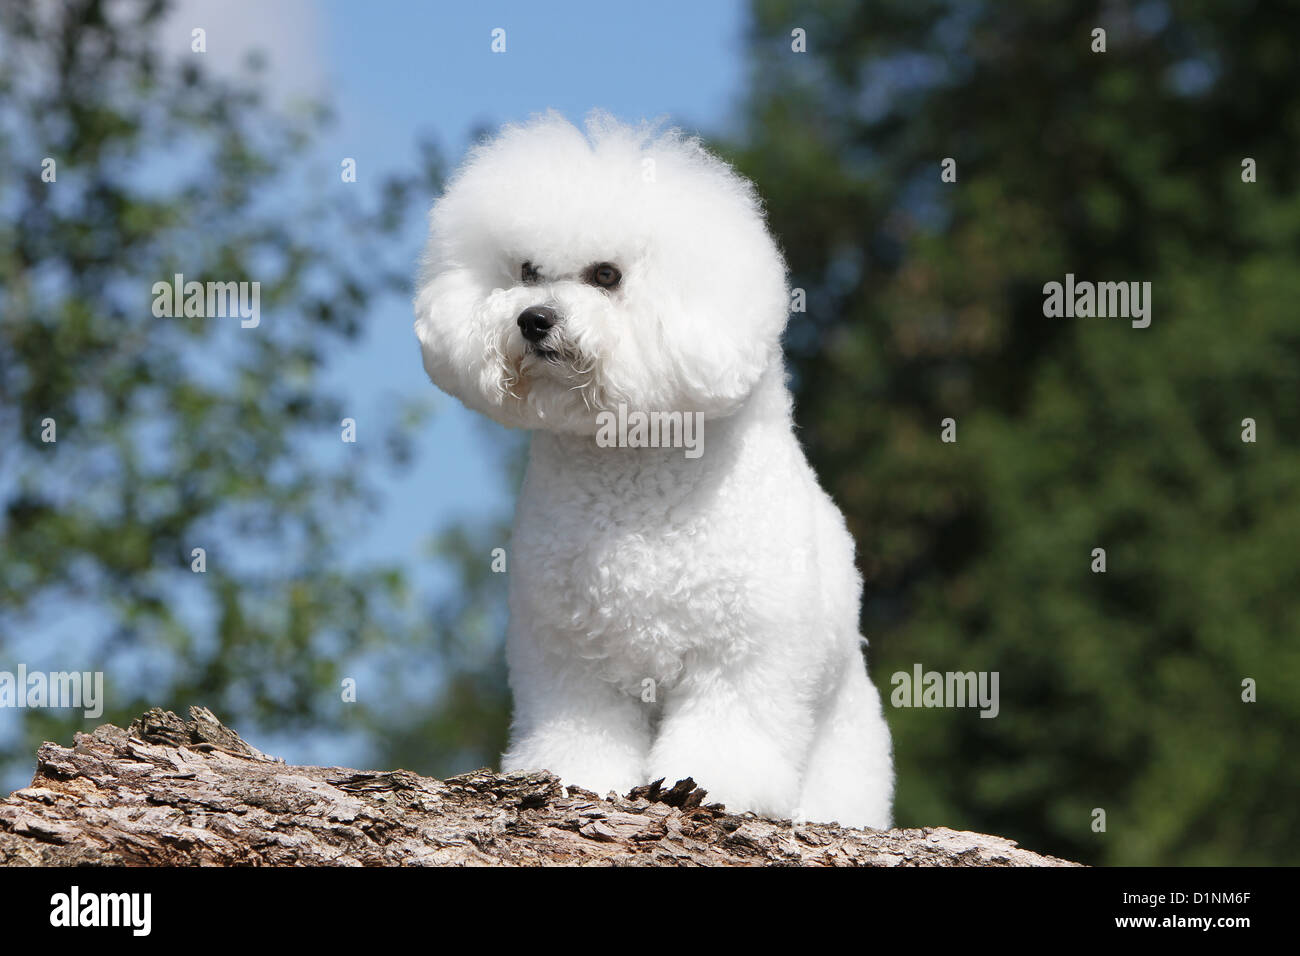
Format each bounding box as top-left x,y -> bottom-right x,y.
0,706 -> 1077,867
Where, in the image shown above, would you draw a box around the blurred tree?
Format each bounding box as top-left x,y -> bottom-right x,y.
730,0 -> 1300,864
0,0 -> 508,784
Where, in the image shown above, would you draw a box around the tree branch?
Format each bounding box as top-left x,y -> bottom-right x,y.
0,707 -> 1077,866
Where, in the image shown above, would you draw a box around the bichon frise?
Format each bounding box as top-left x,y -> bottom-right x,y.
414,112 -> 893,829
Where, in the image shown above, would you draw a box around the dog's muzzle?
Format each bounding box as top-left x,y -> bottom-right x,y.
517,305 -> 559,345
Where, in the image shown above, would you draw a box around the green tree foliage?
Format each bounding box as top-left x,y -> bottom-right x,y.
731,0 -> 1299,864
0,0 -> 510,783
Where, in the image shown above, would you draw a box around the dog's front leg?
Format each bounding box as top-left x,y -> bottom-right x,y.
501,632 -> 650,796
645,666 -> 812,821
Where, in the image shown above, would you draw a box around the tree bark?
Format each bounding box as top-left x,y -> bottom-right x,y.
0,706 -> 1077,867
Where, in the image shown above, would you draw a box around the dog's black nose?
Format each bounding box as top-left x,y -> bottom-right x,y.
517,305 -> 559,344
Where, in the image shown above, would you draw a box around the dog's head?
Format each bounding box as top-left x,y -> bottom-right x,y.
413,112 -> 789,433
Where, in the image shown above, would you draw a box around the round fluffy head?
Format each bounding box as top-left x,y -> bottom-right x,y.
413,111 -> 789,433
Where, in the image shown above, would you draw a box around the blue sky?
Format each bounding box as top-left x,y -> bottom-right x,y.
279,0 -> 751,589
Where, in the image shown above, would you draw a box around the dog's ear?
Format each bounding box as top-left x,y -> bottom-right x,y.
413,266 -> 493,410
660,311 -> 786,418
623,137 -> 790,417
636,219 -> 790,419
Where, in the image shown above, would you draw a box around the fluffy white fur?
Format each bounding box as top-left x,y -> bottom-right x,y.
414,112 -> 893,828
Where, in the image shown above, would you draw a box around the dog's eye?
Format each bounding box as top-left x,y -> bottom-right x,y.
521,261 -> 540,284
586,262 -> 621,289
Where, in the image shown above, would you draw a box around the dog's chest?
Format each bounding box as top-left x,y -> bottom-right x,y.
511,456 -> 755,692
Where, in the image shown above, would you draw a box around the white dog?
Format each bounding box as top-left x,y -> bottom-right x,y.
414,112 -> 893,828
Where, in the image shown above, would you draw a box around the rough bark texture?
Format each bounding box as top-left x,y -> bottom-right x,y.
0,706 -> 1077,867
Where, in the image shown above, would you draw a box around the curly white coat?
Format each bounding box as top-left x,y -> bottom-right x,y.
415,112 -> 893,828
